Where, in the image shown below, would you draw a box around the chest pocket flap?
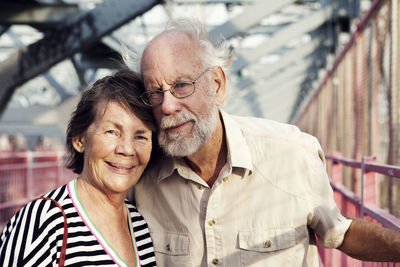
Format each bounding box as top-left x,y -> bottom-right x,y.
151,231 -> 190,256
239,228 -> 296,252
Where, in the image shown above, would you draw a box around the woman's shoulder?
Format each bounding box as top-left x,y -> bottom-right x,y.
38,183 -> 71,206
26,183 -> 72,218
0,183 -> 73,266
1,183 -> 71,240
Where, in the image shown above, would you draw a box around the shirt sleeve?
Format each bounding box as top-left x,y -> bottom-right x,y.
306,137 -> 352,248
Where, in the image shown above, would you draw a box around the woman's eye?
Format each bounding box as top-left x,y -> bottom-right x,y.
136,135 -> 148,141
105,129 -> 118,136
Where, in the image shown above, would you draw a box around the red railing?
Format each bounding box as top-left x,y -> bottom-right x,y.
0,151 -> 76,231
2,151 -> 400,266
294,0 -> 400,217
321,153 -> 400,267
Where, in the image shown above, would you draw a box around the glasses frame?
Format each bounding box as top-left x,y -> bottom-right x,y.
140,67 -> 213,107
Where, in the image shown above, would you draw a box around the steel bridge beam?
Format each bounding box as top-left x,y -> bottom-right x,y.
0,0 -> 160,116
232,7 -> 331,73
248,39 -> 321,81
210,0 -> 298,118
0,3 -> 79,26
34,94 -> 81,134
236,55 -> 313,91
209,0 -> 297,43
260,79 -> 304,122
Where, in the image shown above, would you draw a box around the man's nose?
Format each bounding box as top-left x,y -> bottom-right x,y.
160,90 -> 182,115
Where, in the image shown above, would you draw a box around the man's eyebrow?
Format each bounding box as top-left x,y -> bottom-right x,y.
174,75 -> 193,82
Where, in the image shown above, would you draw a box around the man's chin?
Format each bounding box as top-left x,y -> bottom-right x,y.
160,138 -> 200,157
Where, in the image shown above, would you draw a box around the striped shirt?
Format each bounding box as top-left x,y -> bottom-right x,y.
0,178 -> 157,266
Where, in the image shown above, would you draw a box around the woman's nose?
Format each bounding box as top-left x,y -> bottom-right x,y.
115,136 -> 135,156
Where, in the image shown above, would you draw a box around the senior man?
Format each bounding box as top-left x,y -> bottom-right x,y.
131,18 -> 400,266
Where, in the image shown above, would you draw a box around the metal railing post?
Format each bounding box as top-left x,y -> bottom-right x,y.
360,156 -> 366,219
57,151 -> 63,186
26,151 -> 33,199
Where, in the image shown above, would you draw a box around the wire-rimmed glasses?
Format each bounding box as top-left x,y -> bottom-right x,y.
140,68 -> 213,107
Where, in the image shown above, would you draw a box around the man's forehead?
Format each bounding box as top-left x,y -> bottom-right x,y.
151,30 -> 193,46
141,34 -> 202,76
143,31 -> 197,61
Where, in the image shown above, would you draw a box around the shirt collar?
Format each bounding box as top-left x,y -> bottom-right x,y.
144,109 -> 253,183
220,110 -> 253,173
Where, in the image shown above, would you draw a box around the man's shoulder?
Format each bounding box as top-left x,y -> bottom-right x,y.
229,114 -> 301,138
228,113 -> 320,151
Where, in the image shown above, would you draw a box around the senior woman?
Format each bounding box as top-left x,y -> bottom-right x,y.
0,70 -> 157,266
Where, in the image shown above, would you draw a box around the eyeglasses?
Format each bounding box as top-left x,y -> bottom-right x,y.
140,68 -> 213,107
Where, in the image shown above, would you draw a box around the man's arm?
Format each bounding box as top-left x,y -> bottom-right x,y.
338,218 -> 400,262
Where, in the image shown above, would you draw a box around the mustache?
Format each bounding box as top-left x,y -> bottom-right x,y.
160,112 -> 197,129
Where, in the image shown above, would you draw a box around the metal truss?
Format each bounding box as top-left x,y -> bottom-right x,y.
232,7 -> 332,73
209,0 -> 297,43
0,2 -> 79,27
0,0 -> 160,116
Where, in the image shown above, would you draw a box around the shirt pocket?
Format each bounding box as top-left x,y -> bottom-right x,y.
238,228 -> 297,266
239,228 -> 296,252
150,231 -> 193,266
151,231 -> 190,255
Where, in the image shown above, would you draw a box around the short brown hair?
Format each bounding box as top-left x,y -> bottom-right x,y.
65,69 -> 155,174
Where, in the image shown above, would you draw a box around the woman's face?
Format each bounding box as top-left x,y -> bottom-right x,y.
73,101 -> 152,195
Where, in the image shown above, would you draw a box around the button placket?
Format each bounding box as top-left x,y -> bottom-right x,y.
205,181 -> 222,267
208,219 -> 216,226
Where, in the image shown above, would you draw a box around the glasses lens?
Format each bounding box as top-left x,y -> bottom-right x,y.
141,91 -> 162,106
172,82 -> 195,98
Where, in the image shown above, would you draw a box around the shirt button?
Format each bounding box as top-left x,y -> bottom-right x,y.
212,258 -> 219,265
166,244 -> 171,251
222,177 -> 229,182
198,185 -> 205,190
208,219 -> 215,226
184,179 -> 189,184
264,240 -> 272,248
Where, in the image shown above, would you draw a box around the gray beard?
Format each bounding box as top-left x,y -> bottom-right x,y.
158,106 -> 219,157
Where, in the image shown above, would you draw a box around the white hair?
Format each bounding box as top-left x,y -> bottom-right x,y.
122,17 -> 234,82
121,41 -> 142,73
165,18 -> 233,76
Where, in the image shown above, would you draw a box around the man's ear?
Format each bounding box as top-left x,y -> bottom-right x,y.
72,136 -> 85,153
213,66 -> 227,106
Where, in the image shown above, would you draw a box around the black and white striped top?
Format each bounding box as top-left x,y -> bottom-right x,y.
0,178 -> 157,267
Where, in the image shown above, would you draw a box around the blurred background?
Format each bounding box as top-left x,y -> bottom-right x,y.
0,0 -> 399,265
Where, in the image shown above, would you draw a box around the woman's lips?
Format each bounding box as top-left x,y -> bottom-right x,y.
105,161 -> 134,173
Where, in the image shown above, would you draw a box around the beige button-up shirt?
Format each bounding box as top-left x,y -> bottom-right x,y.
135,110 -> 352,267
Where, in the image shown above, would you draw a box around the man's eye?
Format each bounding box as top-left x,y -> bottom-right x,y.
149,91 -> 162,99
174,82 -> 192,90
150,89 -> 163,95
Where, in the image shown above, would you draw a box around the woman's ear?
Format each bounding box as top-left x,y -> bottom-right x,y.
72,136 -> 85,153
213,66 -> 227,106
